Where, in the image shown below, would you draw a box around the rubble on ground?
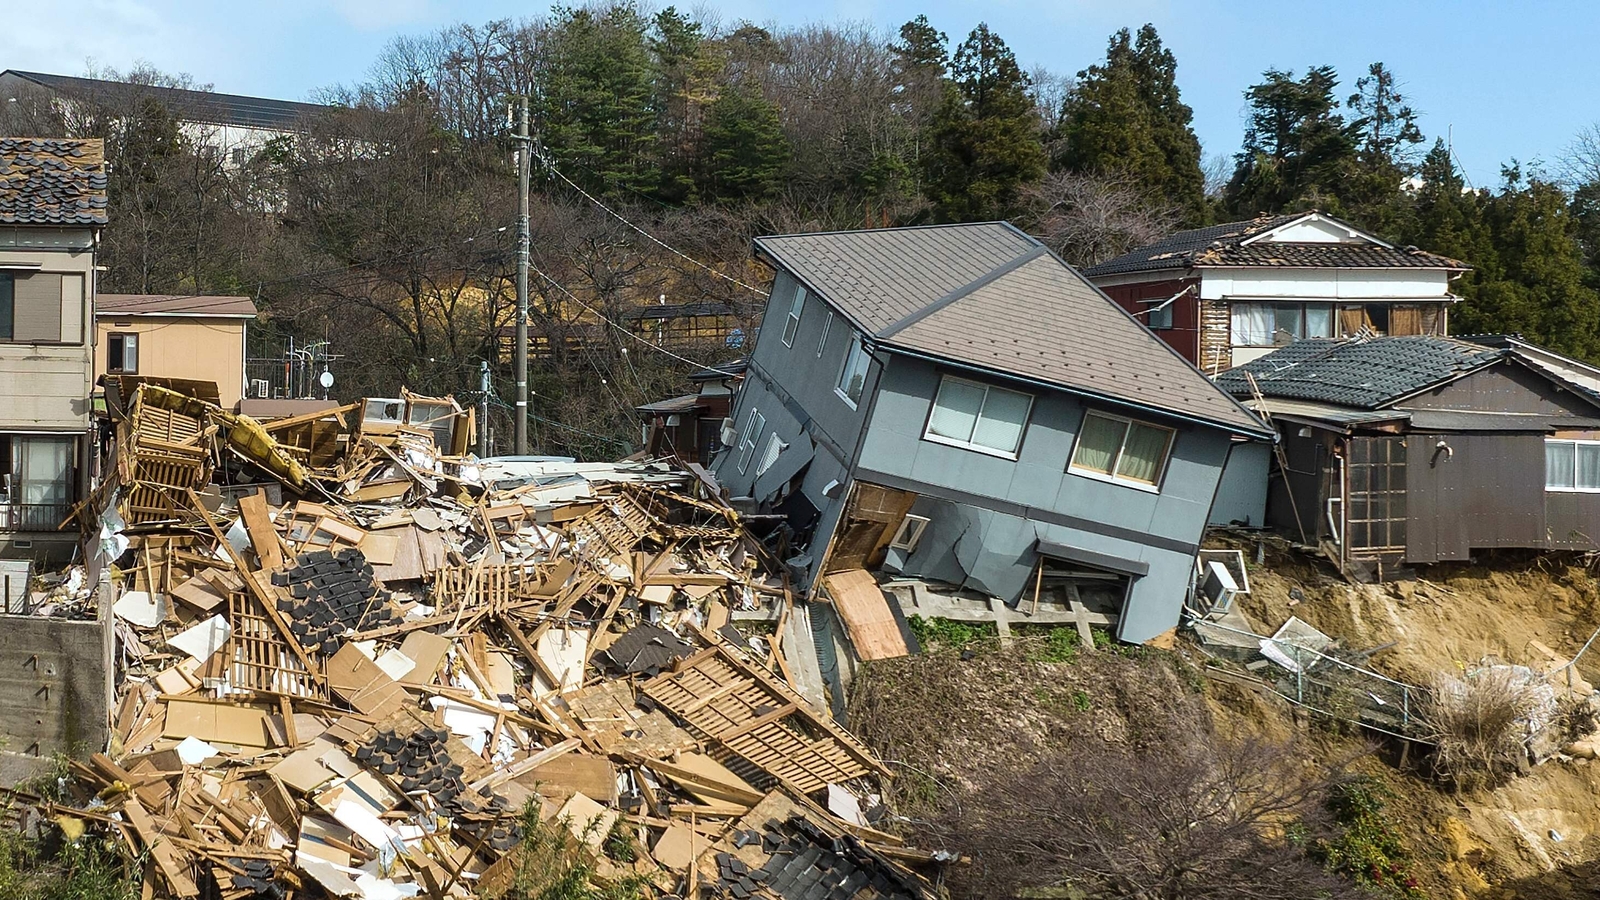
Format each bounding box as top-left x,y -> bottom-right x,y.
2,382 -> 948,899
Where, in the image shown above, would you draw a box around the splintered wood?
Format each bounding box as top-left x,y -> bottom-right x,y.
641,645 -> 889,793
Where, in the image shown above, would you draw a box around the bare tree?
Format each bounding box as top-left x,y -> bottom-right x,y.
1025,171 -> 1182,268
1562,122 -> 1600,189
941,735 -> 1370,900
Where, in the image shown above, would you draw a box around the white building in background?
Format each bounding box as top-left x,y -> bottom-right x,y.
0,69 -> 333,168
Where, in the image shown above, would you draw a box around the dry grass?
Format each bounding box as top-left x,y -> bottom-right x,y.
1418,667 -> 1543,791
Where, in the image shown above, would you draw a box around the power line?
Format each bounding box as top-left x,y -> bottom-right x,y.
525,261 -> 744,377
536,150 -> 770,297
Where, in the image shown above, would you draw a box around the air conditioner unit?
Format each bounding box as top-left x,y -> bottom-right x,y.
250,379 -> 271,399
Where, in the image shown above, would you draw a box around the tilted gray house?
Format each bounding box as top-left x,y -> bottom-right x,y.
711,223 -> 1272,644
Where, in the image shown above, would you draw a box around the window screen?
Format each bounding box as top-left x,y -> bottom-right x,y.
923,375 -> 1032,456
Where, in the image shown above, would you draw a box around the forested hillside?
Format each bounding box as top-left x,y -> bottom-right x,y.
5,5 -> 1599,456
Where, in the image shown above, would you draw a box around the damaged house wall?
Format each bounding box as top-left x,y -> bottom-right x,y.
855,355 -> 1234,643
712,272 -> 881,587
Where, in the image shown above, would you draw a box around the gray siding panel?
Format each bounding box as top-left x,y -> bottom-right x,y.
1547,492 -> 1600,550
1209,440 -> 1270,527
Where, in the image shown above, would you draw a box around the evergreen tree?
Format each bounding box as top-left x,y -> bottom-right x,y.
1225,66 -> 1359,215
1056,25 -> 1205,224
651,6 -> 712,202
924,23 -> 1046,222
697,83 -> 791,203
889,16 -> 949,202
535,4 -> 660,197
1342,62 -> 1425,230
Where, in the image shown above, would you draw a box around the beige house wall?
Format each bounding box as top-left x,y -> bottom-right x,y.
93,316 -> 248,408
0,242 -> 95,430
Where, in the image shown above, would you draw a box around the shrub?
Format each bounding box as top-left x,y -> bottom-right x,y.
1306,778 -> 1424,898
1418,667 -> 1544,790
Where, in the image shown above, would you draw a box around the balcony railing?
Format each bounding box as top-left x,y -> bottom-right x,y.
0,502 -> 72,532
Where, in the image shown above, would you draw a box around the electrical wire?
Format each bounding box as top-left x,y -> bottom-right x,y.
525,260 -> 744,377
535,150 -> 770,297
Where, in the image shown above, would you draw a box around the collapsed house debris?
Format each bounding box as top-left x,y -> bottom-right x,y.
1,381 -> 948,899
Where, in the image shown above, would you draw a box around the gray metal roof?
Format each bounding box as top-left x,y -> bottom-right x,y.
1217,336 -> 1503,409
2,70 -> 331,131
755,222 -> 1270,436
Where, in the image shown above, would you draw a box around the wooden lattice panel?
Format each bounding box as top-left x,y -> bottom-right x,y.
226,591 -> 326,699
640,646 -> 887,794
434,563 -> 519,616
565,492 -> 654,564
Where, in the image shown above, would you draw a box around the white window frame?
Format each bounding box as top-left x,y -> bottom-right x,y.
921,374 -> 1034,460
817,310 -> 833,358
781,284 -> 806,347
836,335 -> 870,409
889,514 -> 930,553
1545,438 -> 1600,492
1068,410 -> 1176,492
736,407 -> 765,474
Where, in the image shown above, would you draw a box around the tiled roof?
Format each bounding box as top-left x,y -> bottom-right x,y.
97,294 -> 257,317
1083,212 -> 1466,277
1216,336 -> 1504,409
2,70 -> 331,132
756,222 -> 1270,436
0,138 -> 107,225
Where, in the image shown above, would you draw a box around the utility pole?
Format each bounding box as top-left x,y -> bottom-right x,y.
513,96 -> 531,456
478,360 -> 490,458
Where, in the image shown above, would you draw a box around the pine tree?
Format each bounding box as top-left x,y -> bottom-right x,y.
924,23 -> 1046,222
697,83 -> 791,203
651,6 -> 712,202
1056,25 -> 1205,223
535,4 -> 661,197
1225,65 -> 1359,215
1342,62 -> 1425,230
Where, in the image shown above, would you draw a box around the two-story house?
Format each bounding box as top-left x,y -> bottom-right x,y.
0,138 -> 106,551
712,223 -> 1272,644
1083,211 -> 1468,373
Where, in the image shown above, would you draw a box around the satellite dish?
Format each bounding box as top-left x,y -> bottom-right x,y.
319,370 -> 334,389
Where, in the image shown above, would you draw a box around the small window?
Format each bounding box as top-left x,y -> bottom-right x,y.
1546,439 -> 1600,491
1069,411 -> 1175,488
817,310 -> 833,357
889,514 -> 930,552
755,432 -> 786,477
231,147 -> 246,166
1146,301 -> 1173,330
836,336 -> 870,407
923,375 -> 1033,457
736,407 -> 765,474
781,284 -> 806,347
107,332 -> 140,374
0,274 -> 12,340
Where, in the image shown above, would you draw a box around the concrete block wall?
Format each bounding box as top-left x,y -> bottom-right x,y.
0,608 -> 112,779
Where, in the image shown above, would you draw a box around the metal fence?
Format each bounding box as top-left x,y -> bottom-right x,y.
0,502 -> 71,532
1192,616 -> 1420,740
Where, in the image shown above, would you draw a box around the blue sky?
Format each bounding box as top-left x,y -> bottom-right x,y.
5,0 -> 1597,188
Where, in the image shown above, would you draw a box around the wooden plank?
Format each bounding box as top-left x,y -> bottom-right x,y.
236,489 -> 284,571
123,796 -> 200,897
823,568 -> 910,661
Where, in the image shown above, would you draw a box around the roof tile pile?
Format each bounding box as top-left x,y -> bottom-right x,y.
0,137 -> 108,225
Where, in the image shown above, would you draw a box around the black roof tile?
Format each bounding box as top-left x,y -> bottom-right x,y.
0,138 -> 107,225
1215,336 -> 1503,409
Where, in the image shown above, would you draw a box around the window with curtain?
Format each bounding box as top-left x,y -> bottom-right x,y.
1231,301 -> 1335,346
836,336 -> 870,407
922,375 -> 1033,457
1070,411 -> 1175,488
10,436 -> 74,508
1547,439 -> 1600,491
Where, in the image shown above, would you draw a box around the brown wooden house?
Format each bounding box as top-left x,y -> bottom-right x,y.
1218,335 -> 1600,580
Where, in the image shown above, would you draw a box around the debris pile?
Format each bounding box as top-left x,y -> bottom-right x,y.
4,382 -> 946,899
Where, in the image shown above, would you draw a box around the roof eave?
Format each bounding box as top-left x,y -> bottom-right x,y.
877,341 -> 1274,440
